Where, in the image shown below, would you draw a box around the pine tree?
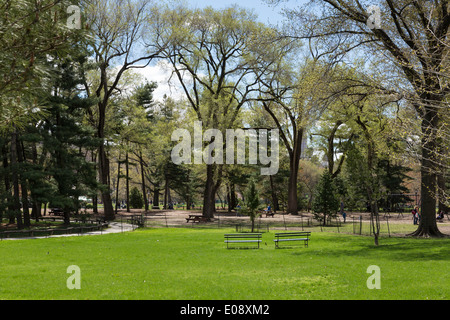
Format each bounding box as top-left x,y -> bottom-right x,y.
312,171 -> 340,226
242,178 -> 261,232
129,187 -> 144,209
39,53 -> 99,225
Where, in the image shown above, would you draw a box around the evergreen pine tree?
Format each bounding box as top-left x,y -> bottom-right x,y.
129,187 -> 144,209
312,171 -> 340,226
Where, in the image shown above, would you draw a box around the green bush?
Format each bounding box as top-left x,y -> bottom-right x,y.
129,187 -> 144,209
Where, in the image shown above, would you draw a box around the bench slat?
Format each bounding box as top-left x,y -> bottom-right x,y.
225,240 -> 262,243
224,233 -> 262,249
274,238 -> 308,242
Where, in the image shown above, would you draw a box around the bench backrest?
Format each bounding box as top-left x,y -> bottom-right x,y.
224,233 -> 262,238
274,232 -> 311,238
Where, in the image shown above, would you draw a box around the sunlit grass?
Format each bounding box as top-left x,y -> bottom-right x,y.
0,228 -> 448,300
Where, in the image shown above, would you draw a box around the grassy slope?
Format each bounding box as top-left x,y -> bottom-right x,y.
0,228 -> 448,300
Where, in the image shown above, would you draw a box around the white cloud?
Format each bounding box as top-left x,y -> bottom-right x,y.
134,60 -> 185,102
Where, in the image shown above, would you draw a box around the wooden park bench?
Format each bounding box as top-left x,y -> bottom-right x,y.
186,215 -> 210,223
224,233 -> 262,249
273,232 -> 311,248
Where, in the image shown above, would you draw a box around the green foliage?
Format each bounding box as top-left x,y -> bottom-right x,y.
129,187 -> 144,209
240,178 -> 262,232
312,171 -> 340,225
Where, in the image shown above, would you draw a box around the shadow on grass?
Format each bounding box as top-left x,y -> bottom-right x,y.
290,235 -> 450,262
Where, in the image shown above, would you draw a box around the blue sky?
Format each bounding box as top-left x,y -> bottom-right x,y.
190,0 -> 282,24
188,0 -> 307,25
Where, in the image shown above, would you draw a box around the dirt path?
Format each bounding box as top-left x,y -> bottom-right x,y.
111,209 -> 450,236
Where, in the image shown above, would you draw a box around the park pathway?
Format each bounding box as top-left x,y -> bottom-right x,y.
3,221 -> 135,240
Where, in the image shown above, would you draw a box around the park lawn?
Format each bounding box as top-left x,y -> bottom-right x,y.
0,228 -> 448,300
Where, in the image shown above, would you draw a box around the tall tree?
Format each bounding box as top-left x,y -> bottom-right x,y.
257,57 -> 332,214
82,0 -> 164,220
271,0 -> 450,236
156,5 -> 275,218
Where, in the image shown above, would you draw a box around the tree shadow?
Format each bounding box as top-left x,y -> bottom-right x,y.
290,236 -> 450,262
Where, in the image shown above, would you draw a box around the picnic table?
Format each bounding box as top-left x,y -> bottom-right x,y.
185,215 -> 210,223
49,208 -> 64,216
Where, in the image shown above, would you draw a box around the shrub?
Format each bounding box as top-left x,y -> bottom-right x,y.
129,187 -> 144,209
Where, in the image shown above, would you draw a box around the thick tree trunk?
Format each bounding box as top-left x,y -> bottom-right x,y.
99,144 -> 114,221
409,109 -> 444,237
202,164 -> 221,219
97,99 -> 114,221
153,188 -> 160,209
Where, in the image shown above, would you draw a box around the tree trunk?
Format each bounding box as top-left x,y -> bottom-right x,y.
287,130 -> 303,215
99,144 -> 114,220
153,188 -> 160,209
125,150 -> 130,213
409,109 -> 444,237
139,151 -> 148,211
2,139 -> 14,224
269,175 -> 279,212
230,183 -> 237,211
115,156 -> 121,214
91,151 -> 98,214
202,164 -> 221,219
17,138 -> 30,227
10,128 -> 23,229
164,172 -> 169,209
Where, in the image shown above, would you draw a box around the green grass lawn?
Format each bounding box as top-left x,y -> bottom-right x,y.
0,228 -> 448,300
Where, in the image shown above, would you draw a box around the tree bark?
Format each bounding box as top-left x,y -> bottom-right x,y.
409,108 -> 444,237
2,139 -> 14,224
10,128 -> 23,229
139,150 -> 148,211
202,164 -> 221,219
286,129 -> 303,215
153,188 -> 160,209
99,142 -> 114,220
269,175 -> 279,213
125,150 -> 130,213
115,155 -> 121,214
16,137 -> 30,227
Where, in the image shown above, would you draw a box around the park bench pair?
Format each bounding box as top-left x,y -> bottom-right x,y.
224,231 -> 311,249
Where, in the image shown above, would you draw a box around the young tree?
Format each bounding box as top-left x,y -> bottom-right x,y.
242,178 -> 261,233
312,171 -> 340,226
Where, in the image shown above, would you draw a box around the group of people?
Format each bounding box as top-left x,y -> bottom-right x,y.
411,207 -> 421,225
411,206 -> 447,224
